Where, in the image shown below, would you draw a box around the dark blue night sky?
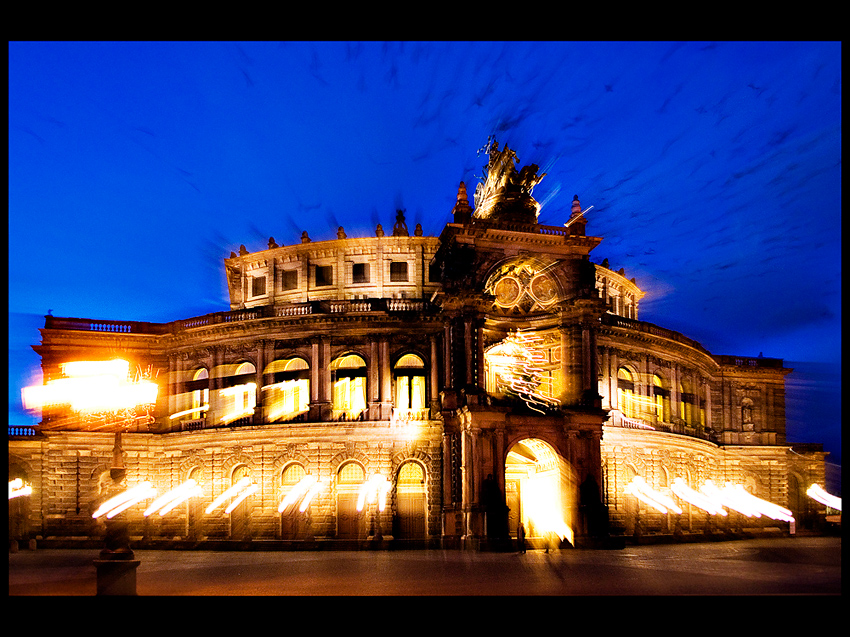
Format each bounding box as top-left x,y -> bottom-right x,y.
8,42 -> 841,471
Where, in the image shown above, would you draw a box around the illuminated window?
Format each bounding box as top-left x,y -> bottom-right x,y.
190,368 -> 209,418
282,463 -> 306,488
352,263 -> 369,284
251,276 -> 266,297
394,354 -> 426,413
315,265 -> 333,287
679,380 -> 697,425
217,362 -> 256,425
338,461 -> 365,484
652,374 -> 670,422
617,367 -> 637,418
390,261 -> 408,282
281,270 -> 298,291
263,358 -> 310,422
331,354 -> 367,419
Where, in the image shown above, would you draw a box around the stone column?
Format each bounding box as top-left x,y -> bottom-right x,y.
254,340 -> 265,423
430,334 -> 440,414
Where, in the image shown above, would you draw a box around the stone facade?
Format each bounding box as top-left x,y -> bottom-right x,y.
9,143 -> 830,549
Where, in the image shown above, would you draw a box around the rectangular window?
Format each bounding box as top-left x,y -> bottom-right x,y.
281,270 -> 298,291
252,276 -> 266,297
390,261 -> 408,282
315,265 -> 333,287
428,262 -> 441,283
352,262 -> 369,284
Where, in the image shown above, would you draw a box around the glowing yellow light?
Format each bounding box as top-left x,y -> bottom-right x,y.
169,405 -> 208,420
143,479 -> 202,517
625,476 -> 682,515
9,479 -> 32,500
158,483 -> 203,516
22,359 -> 158,414
487,331 -> 559,414
700,480 -> 757,517
807,484 -> 841,511
224,483 -> 258,514
299,480 -> 324,513
205,476 -> 252,515
278,475 -> 318,513
356,474 -> 389,512
671,478 -> 727,516
92,482 -> 156,519
219,383 -> 256,424
522,474 -> 573,542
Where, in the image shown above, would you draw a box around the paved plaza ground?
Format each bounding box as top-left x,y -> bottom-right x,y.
9,536 -> 840,596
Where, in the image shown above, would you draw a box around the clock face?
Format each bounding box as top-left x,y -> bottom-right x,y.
486,261 -> 560,314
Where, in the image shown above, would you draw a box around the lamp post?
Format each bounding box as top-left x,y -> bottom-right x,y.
93,430 -> 143,595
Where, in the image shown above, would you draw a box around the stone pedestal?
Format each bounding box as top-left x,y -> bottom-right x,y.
94,557 -> 141,595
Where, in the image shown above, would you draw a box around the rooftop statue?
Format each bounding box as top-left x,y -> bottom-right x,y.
473,139 -> 546,224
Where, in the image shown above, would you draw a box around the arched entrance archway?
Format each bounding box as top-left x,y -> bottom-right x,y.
505,438 -> 575,548
336,461 -> 366,539
395,461 -> 427,539
230,464 -> 251,540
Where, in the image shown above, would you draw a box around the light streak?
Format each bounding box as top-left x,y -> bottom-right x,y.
143,479 -> 202,517
700,480 -> 758,517
487,331 -> 560,414
299,480 -> 324,513
22,358 -> 158,414
9,478 -> 32,500
278,475 -> 318,513
224,483 -> 258,514
807,484 -> 842,511
698,480 -> 795,522
169,405 -> 208,420
725,483 -> 794,522
357,474 -> 389,512
92,481 -> 157,519
625,476 -> 682,515
205,476 -> 252,515
671,478 -> 727,516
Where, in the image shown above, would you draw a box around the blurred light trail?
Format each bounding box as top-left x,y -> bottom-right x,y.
278,474 -> 318,513
224,482 -> 258,514
9,478 -> 32,500
357,473 -> 389,512
625,476 -> 682,515
21,359 -> 157,414
807,484 -> 841,511
92,481 -> 157,519
671,478 -> 727,516
205,476 -> 252,515
143,479 -> 202,517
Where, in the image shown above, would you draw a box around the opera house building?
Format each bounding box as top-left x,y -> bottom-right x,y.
10,142 -> 832,550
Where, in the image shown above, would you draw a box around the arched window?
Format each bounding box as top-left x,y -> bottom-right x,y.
652,374 -> 670,422
396,461 -> 427,539
331,354 -> 367,419
617,367 -> 637,418
679,379 -> 695,425
393,354 -> 426,417
336,461 -> 366,539
189,368 -> 209,418
230,464 -> 252,540
216,362 -> 257,425
264,358 -> 310,422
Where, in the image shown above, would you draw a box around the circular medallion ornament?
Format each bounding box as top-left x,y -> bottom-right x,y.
494,276 -> 522,307
529,274 -> 557,305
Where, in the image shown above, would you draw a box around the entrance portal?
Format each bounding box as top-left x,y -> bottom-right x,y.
505,438 -> 574,547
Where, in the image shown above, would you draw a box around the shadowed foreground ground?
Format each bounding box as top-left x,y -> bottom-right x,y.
9,536 -> 840,596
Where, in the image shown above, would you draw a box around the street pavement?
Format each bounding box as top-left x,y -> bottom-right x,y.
8,536 -> 840,596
